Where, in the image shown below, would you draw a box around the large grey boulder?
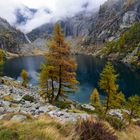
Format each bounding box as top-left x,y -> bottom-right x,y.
1,101 -> 11,107
39,105 -> 49,113
13,95 -> 22,103
81,104 -> 95,111
109,109 -> 123,120
23,101 -> 32,108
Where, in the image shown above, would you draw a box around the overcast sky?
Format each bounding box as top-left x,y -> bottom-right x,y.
0,0 -> 106,33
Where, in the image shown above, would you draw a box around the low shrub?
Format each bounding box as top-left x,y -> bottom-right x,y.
22,95 -> 35,102
54,101 -> 71,109
75,118 -> 118,140
106,116 -> 126,131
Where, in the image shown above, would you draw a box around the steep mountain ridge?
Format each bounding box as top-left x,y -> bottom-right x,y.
0,17 -> 27,53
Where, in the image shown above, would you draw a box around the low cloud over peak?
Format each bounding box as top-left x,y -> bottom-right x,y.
0,0 -> 106,33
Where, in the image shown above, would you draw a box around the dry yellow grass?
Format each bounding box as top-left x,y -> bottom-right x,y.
117,125 -> 140,140
0,114 -> 140,140
0,114 -> 75,140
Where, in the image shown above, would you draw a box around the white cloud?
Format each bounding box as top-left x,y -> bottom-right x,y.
0,0 -> 106,33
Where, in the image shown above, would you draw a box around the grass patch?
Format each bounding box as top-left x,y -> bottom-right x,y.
117,125 -> 140,140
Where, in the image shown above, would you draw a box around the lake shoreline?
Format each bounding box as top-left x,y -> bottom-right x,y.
6,49 -> 140,70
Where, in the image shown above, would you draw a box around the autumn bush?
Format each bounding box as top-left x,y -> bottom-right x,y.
75,118 -> 118,140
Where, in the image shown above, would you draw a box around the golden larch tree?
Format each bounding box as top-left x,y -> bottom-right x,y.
21,69 -> 29,87
99,62 -> 118,114
90,88 -> 100,107
40,23 -> 79,102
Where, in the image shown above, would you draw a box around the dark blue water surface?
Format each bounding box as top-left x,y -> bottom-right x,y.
3,55 -> 140,103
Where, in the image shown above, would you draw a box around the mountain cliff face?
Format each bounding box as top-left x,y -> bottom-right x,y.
84,0 -> 140,45
80,0 -> 140,66
27,11 -> 95,41
0,17 -> 26,53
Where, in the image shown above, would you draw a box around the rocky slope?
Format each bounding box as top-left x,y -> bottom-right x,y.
0,17 -> 27,53
0,76 -> 94,122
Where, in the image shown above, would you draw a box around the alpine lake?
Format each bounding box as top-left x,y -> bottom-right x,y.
3,55 -> 140,103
